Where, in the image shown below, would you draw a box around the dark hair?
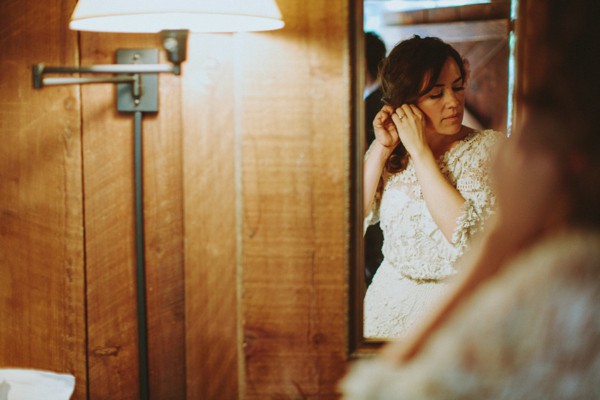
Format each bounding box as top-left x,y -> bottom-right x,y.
365,32 -> 387,81
379,36 -> 466,172
518,0 -> 600,228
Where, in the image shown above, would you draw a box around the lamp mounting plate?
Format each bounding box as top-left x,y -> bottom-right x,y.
117,49 -> 158,112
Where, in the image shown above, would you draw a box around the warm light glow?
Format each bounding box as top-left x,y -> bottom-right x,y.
382,0 -> 490,12
70,0 -> 284,33
364,0 -> 491,31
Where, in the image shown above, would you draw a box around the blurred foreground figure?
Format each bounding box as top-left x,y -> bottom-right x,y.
363,31 -> 386,288
340,0 -> 600,397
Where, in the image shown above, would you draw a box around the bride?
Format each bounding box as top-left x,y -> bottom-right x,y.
363,35 -> 499,338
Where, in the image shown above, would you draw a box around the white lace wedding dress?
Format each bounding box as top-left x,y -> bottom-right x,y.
364,129 -> 499,338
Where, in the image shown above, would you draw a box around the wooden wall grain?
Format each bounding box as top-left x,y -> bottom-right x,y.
236,1 -> 350,397
182,33 -> 239,399
0,0 -> 87,399
182,0 -> 352,397
0,0 -> 352,398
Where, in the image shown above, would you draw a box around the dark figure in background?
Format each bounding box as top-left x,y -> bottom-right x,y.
364,32 -> 387,147
364,32 -> 387,287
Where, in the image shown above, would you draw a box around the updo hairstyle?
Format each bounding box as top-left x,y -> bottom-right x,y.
378,36 -> 466,173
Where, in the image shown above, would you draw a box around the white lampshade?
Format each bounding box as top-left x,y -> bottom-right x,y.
70,0 -> 284,33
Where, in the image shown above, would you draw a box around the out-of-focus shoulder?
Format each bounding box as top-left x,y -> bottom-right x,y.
466,129 -> 502,152
473,129 -> 502,144
449,129 -> 500,162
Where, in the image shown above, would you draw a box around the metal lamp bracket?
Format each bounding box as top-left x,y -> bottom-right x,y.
117,49 -> 158,113
31,30 -> 189,114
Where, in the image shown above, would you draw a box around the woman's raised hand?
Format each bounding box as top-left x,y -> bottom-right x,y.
373,104 -> 429,158
373,105 -> 401,149
391,104 -> 429,158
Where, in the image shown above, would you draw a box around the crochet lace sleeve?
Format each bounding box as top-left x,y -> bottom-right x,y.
451,130 -> 499,251
364,176 -> 384,230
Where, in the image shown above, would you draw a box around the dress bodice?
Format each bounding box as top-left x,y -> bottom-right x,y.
365,129 -> 499,281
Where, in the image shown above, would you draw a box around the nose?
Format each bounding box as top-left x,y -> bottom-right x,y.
444,88 -> 460,108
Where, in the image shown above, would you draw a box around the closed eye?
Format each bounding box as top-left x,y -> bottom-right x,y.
430,86 -> 465,99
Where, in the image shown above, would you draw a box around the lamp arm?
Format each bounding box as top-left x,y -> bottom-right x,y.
33,63 -> 176,89
39,75 -> 135,87
32,29 -> 189,89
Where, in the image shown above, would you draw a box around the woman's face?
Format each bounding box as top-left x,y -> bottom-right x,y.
416,57 -> 465,136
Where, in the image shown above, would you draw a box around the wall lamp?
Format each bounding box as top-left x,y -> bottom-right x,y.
31,1 -> 283,398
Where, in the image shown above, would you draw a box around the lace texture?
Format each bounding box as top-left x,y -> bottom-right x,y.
343,230 -> 600,399
364,129 -> 499,338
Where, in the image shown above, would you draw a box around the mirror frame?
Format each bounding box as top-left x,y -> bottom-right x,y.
347,0 -> 522,358
347,0 -> 385,358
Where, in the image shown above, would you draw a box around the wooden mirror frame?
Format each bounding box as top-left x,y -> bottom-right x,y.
347,0 -> 385,357
347,0 -> 522,358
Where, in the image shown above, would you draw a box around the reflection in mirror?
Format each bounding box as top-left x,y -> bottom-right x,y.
357,0 -> 514,344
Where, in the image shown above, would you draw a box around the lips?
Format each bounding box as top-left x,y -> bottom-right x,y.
443,112 -> 461,121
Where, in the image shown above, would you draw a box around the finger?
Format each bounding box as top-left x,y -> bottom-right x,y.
394,107 -> 408,122
391,111 -> 406,127
396,105 -> 418,133
407,104 -> 424,120
381,104 -> 395,113
406,105 -> 426,130
398,105 -> 420,126
374,108 -> 391,125
378,105 -> 395,120
379,110 -> 398,133
400,104 -> 423,123
400,104 -> 414,117
376,106 -> 391,117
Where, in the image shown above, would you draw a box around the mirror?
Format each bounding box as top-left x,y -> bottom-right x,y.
350,0 -> 515,351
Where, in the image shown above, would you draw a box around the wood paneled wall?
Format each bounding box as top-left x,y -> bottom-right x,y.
80,32 -> 187,399
237,2 -> 349,397
0,0 -> 351,399
0,0 -> 87,399
183,33 -> 238,399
